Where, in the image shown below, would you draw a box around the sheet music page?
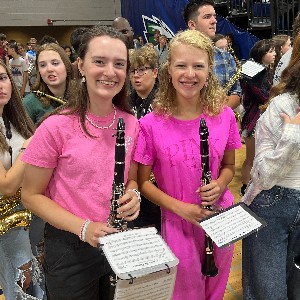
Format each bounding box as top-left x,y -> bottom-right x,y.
114,267 -> 177,300
99,227 -> 178,279
241,60 -> 265,78
200,203 -> 266,248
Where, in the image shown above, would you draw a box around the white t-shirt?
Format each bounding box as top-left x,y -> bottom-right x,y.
273,47 -> 293,86
9,56 -> 30,93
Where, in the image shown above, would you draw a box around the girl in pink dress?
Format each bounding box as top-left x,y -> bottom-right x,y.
134,30 -> 242,300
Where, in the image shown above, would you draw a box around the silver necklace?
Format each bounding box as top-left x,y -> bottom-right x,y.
85,105 -> 117,130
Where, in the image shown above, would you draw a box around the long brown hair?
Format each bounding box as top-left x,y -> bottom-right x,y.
32,43 -> 74,107
270,34 -> 300,100
43,26 -> 132,137
0,60 -> 35,153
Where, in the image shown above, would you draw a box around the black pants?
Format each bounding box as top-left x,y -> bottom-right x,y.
44,223 -> 112,300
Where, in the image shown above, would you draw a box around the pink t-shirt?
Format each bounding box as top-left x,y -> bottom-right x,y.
22,109 -> 139,222
134,106 -> 242,220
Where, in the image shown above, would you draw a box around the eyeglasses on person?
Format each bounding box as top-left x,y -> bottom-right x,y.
129,66 -> 153,76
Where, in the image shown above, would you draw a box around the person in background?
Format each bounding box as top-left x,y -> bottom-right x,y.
224,32 -> 240,60
21,25 -> 140,300
240,39 -> 276,196
0,59 -> 45,300
154,34 -> 168,67
61,44 -> 76,63
17,43 -> 30,66
134,29 -> 242,300
272,34 -> 291,70
38,35 -> 58,46
112,17 -> 134,49
129,45 -> 161,231
23,43 -> 74,124
152,29 -> 160,46
273,11 -> 300,85
0,33 -> 8,62
212,33 -> 228,51
183,0 -> 242,110
7,41 -> 30,98
70,27 -> 89,79
27,37 -> 38,87
242,33 -> 300,300
138,35 -> 144,47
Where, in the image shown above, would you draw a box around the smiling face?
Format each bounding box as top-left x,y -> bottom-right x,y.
188,5 -> 217,39
0,65 -> 12,114
78,35 -> 127,104
37,50 -> 67,89
168,43 -> 210,104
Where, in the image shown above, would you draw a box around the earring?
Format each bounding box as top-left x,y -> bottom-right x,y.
81,76 -> 86,83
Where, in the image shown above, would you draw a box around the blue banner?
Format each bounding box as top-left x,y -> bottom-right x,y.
121,0 -> 259,60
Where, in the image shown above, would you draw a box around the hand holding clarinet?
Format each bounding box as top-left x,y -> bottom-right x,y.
198,118 -> 220,277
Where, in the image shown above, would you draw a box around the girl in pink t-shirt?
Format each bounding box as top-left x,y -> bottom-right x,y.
21,26 -> 141,299
134,30 -> 242,300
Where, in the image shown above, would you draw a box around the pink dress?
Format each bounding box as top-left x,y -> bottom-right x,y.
134,106 -> 242,300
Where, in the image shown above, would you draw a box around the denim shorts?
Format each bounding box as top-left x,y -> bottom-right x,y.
0,227 -> 45,300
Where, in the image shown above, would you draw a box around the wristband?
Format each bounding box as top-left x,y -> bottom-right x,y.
128,188 -> 141,202
79,219 -> 90,242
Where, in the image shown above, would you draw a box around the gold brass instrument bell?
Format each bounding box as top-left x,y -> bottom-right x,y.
0,188 -> 32,235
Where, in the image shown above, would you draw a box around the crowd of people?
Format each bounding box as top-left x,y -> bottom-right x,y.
0,0 -> 299,299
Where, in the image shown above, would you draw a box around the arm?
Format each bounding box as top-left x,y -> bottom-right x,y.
22,164 -> 118,247
117,161 -> 140,221
227,94 -> 241,110
198,149 -> 235,206
252,109 -> 300,190
0,138 -> 31,195
137,164 -> 213,226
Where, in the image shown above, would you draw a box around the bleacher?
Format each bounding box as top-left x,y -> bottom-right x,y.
216,0 -> 300,39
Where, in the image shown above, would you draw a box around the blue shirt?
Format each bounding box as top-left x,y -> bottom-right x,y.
213,47 -> 242,97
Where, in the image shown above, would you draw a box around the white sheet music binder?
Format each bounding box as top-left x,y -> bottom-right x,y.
99,227 -> 178,279
241,59 -> 266,78
114,267 -> 177,300
99,227 -> 178,300
199,203 -> 267,248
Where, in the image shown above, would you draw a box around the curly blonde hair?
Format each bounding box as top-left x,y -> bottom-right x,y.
154,30 -> 226,116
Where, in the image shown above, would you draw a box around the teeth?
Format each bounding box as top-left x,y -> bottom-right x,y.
99,80 -> 115,86
182,82 -> 195,86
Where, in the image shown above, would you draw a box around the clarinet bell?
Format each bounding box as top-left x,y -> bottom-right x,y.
201,235 -> 218,277
202,253 -> 218,277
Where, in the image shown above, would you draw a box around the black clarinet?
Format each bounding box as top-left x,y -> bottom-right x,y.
199,118 -> 218,277
107,117 -> 127,231
106,117 -> 127,300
